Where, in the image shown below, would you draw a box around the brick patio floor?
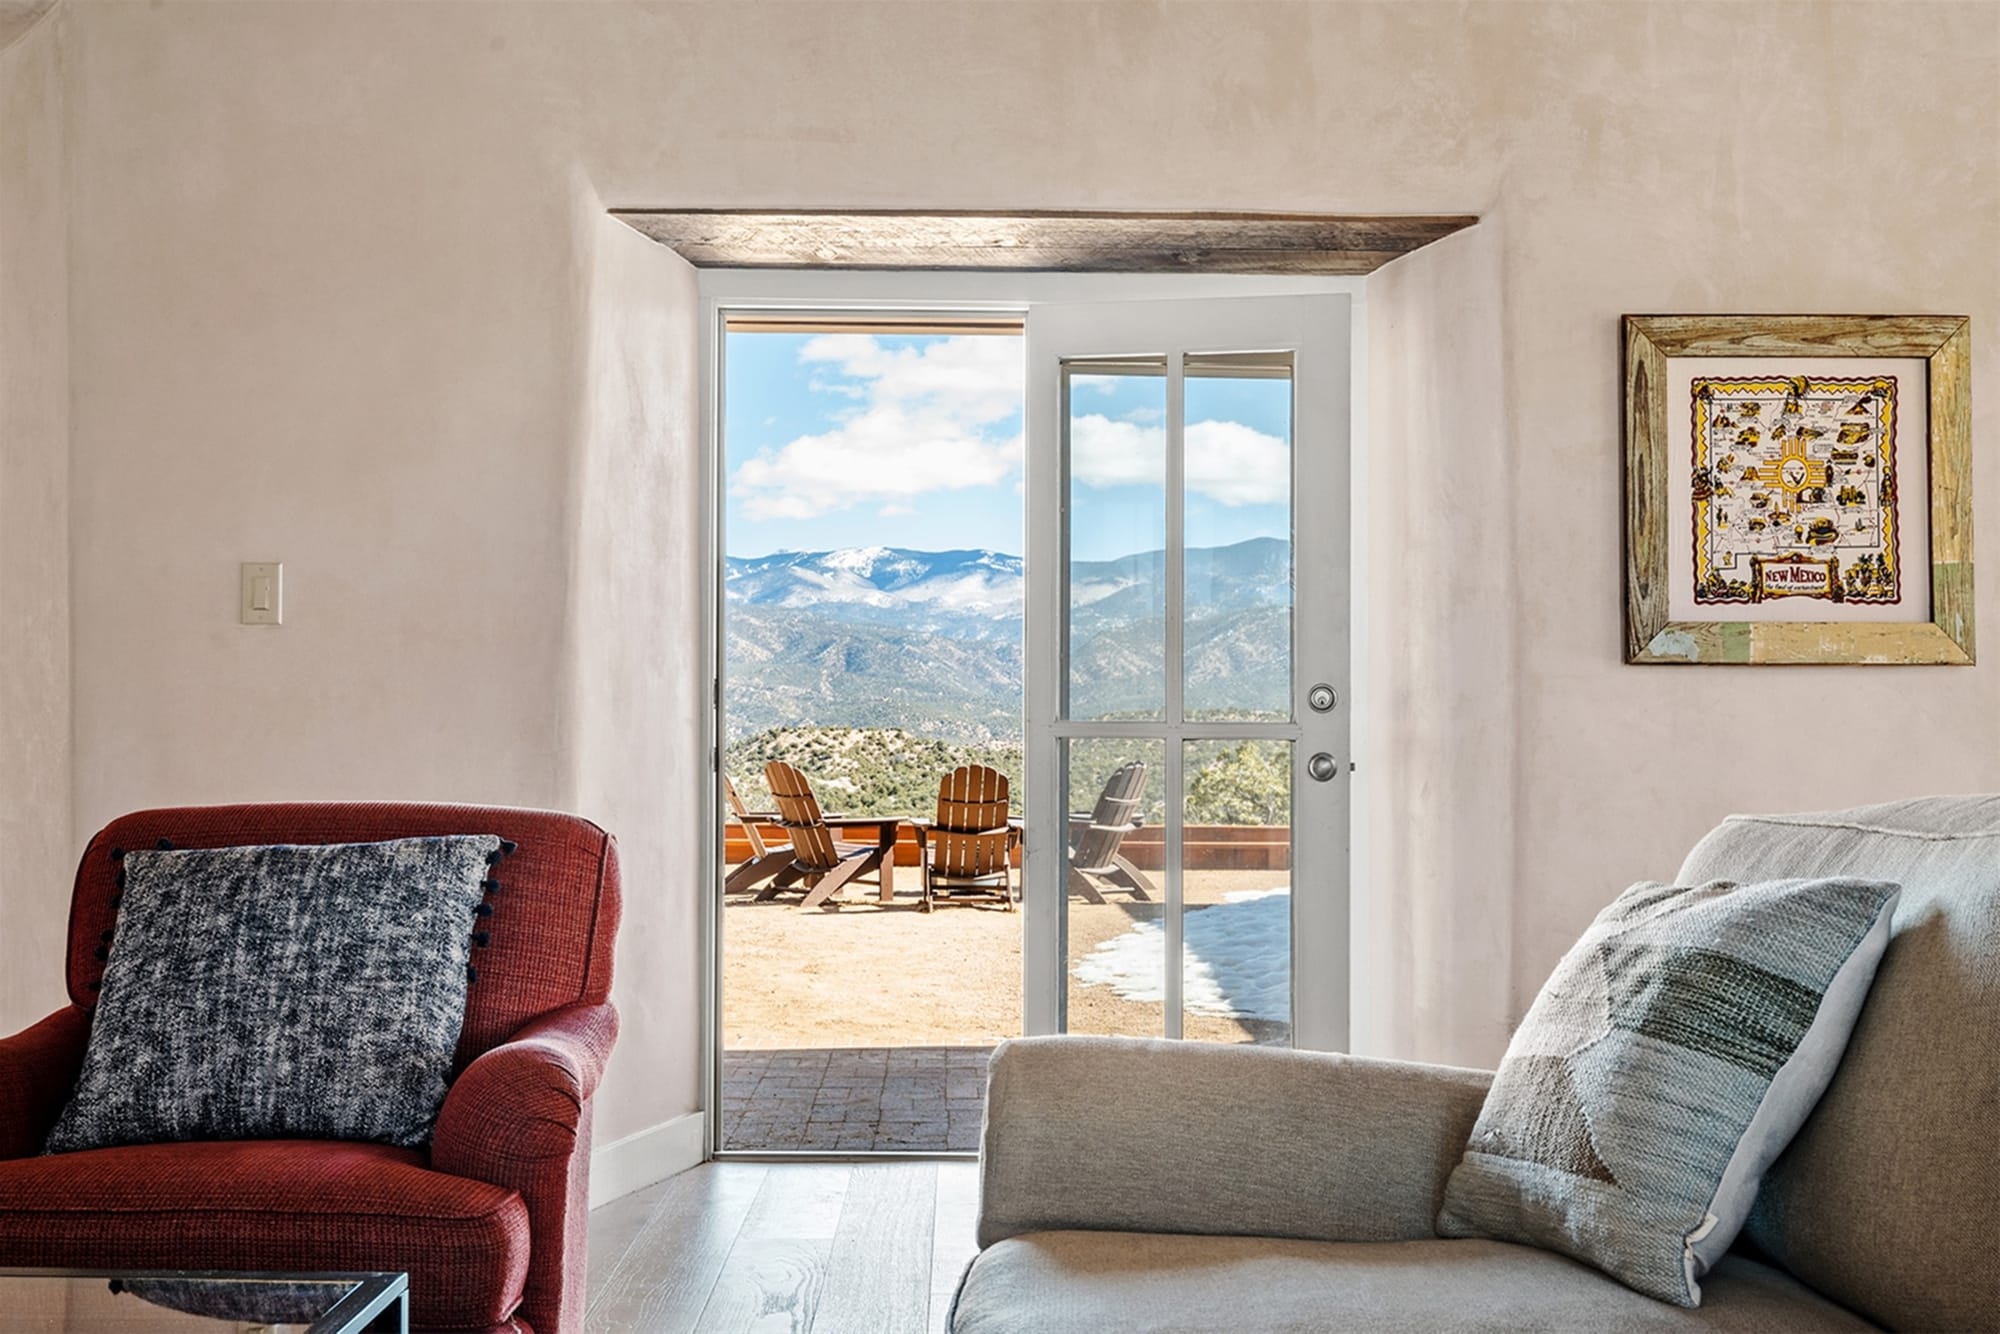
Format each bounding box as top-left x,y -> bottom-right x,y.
719,1046 -> 992,1153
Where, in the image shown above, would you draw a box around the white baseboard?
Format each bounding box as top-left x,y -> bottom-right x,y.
590,1110 -> 705,1207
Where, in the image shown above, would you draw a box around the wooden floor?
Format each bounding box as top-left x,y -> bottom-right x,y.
587,1162 -> 980,1334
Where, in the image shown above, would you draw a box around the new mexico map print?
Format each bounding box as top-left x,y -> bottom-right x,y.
1691,375 -> 1900,606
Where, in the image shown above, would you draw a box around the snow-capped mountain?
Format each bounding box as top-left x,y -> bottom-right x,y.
726,546 -> 1024,630
726,539 -> 1289,621
723,539 -> 1292,741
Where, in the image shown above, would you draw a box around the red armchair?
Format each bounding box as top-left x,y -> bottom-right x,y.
0,803 -> 622,1334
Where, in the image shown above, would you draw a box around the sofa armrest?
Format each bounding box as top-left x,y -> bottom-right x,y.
977,1036 -> 1492,1248
0,1007 -> 92,1160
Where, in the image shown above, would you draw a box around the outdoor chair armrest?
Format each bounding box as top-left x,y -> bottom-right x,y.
1068,813 -> 1144,832
976,1036 -> 1491,1248
0,1007 -> 92,1159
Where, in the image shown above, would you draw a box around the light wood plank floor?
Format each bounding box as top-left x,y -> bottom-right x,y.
587,1162 -> 980,1334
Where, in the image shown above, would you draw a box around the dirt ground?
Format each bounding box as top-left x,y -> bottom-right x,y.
722,866 -> 1290,1049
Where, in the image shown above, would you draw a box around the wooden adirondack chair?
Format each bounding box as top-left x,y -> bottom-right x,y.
761,760 -> 894,910
913,765 -> 1019,912
1068,759 -> 1157,903
723,774 -> 794,895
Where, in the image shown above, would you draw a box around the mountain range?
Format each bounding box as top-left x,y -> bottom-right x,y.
724,539 -> 1292,742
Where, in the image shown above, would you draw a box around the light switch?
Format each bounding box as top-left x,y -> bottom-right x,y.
240,562 -> 282,625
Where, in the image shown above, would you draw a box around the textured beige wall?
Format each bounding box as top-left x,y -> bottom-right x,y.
1464,5 -> 1999,1021
1362,220 -> 1515,1066
562,201 -> 703,1143
14,1 -> 1995,1146
0,4 -> 71,1036
64,3 -> 577,830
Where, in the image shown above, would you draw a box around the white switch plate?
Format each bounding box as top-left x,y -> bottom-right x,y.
240,561 -> 282,625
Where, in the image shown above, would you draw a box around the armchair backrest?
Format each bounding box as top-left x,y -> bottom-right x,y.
68,803 -> 620,1068
1676,793 -> 2000,1333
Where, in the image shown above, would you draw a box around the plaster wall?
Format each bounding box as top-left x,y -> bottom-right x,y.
0,4 -> 70,1035
16,0 -> 1997,1150
562,202 -> 703,1143
1362,220 -> 1514,1066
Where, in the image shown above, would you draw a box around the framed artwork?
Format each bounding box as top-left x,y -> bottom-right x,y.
1623,315 -> 1973,664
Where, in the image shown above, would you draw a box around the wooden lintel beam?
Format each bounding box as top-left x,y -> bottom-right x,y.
610,208 -> 1477,274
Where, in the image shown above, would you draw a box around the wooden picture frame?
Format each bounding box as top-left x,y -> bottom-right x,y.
1624,314 -> 1973,664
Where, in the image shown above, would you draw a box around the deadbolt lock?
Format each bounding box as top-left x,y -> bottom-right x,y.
1308,684 -> 1337,713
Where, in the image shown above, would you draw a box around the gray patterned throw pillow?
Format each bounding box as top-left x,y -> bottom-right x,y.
47,836 -> 502,1153
1436,877 -> 1899,1306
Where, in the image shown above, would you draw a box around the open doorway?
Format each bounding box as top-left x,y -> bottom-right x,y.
718,316 -> 1026,1152
706,275 -> 1359,1160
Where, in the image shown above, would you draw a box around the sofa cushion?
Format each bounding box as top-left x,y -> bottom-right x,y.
0,1138 -> 530,1330
1435,876 -> 1897,1306
948,1231 -> 1880,1334
48,836 -> 502,1153
1678,796 -> 2000,1332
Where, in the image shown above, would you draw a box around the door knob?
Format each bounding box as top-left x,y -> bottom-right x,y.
1307,752 -> 1340,782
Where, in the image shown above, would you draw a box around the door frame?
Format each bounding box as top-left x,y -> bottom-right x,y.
696,269 -> 1368,1159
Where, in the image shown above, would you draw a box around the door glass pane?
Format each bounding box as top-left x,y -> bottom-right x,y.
1183,739 -> 1292,1045
1064,736 -> 1166,1036
1184,352 -> 1293,721
1065,357 -> 1167,722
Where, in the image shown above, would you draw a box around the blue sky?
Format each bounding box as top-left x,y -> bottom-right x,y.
725,331 -> 1292,561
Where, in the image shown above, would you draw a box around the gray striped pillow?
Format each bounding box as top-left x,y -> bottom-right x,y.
1436,876 -> 1899,1306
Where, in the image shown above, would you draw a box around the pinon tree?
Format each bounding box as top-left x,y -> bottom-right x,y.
1185,741 -> 1292,827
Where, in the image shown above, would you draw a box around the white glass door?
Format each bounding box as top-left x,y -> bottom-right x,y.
1024,295 -> 1351,1051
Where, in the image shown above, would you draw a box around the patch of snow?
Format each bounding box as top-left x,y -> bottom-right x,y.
1069,578 -> 1134,607
821,545 -> 896,575
912,572 -> 1024,613
783,568 -> 899,608
1073,887 -> 1290,1022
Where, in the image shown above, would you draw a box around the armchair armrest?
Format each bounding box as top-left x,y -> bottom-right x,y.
0,1007 -> 92,1159
432,1001 -> 618,1334
977,1036 -> 1491,1248
433,1001 -> 618,1171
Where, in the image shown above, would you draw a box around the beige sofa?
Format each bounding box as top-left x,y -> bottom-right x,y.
953,795 -> 2000,1332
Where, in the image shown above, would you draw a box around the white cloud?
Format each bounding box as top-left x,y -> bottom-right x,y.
735,335 -> 1024,520
1186,419 -> 1290,506
803,334 -> 1022,425
1068,415 -> 1289,507
1070,414 -> 1164,489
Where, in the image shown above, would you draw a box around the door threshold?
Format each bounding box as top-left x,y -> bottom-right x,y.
711,1149 -> 978,1164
